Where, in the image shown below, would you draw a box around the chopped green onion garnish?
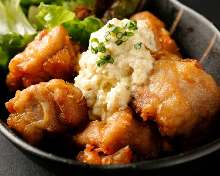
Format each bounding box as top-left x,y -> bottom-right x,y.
97,42 -> 106,53
91,38 -> 99,43
105,32 -> 111,41
90,38 -> 106,54
115,32 -> 133,45
126,20 -> 138,30
116,32 -> 124,39
107,23 -> 114,28
110,26 -> 122,33
124,31 -> 134,37
91,46 -> 98,54
121,35 -> 128,42
115,40 -> 123,45
134,42 -> 142,49
96,54 -> 114,67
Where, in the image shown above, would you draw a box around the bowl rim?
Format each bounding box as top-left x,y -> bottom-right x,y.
1,0 -> 220,171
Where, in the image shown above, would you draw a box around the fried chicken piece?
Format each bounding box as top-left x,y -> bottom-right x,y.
6,26 -> 80,91
133,59 -> 220,137
77,145 -> 132,165
74,109 -> 160,158
6,79 -> 88,144
132,11 -> 180,57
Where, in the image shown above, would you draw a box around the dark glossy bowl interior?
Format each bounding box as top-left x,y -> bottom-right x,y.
1,0 -> 220,175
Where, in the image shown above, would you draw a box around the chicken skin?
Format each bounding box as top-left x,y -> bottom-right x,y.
6,79 -> 88,144
132,11 -> 180,57
6,26 -> 80,91
74,109 -> 160,158
77,145 -> 132,165
133,59 -> 220,137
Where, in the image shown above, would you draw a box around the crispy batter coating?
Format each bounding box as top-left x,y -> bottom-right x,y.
133,58 -> 220,137
6,79 -> 88,144
77,145 -> 132,165
6,26 -> 80,91
74,109 -> 160,158
132,11 -> 180,57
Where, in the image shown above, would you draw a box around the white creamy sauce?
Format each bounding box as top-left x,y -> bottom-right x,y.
75,18 -> 156,120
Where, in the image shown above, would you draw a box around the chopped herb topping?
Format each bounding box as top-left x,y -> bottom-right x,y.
121,36 -> 128,42
114,31 -> 134,45
91,20 -> 139,67
105,20 -> 138,46
90,38 -> 106,54
105,32 -> 111,41
96,54 -> 114,67
116,32 -> 124,39
110,26 -> 122,33
125,20 -> 138,30
124,31 -> 134,37
115,39 -> 123,45
91,38 -> 99,43
91,46 -> 98,54
134,42 -> 142,49
107,23 -> 114,28
97,42 -> 106,53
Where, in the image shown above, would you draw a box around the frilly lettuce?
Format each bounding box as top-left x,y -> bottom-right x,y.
64,16 -> 103,47
21,0 -> 53,5
0,0 -> 36,35
0,0 -> 36,67
36,3 -> 75,28
0,33 -> 34,67
21,0 -> 97,11
35,3 -> 103,47
0,0 -> 103,67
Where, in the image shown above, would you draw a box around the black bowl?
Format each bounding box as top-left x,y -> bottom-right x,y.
1,0 -> 220,175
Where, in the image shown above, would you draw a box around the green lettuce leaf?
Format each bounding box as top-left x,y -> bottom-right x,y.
0,47 -> 9,67
21,0 -> 53,5
35,3 -> 103,47
36,3 -> 75,29
0,0 -> 36,35
21,0 -> 97,11
28,5 -> 41,29
0,33 -> 34,51
0,0 -> 36,68
64,16 -> 103,47
0,33 -> 34,67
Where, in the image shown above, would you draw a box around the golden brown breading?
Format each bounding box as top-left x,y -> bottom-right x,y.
77,145 -> 132,165
6,79 -> 88,144
6,26 -> 80,91
132,11 -> 180,57
74,109 -> 160,158
133,59 -> 220,137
